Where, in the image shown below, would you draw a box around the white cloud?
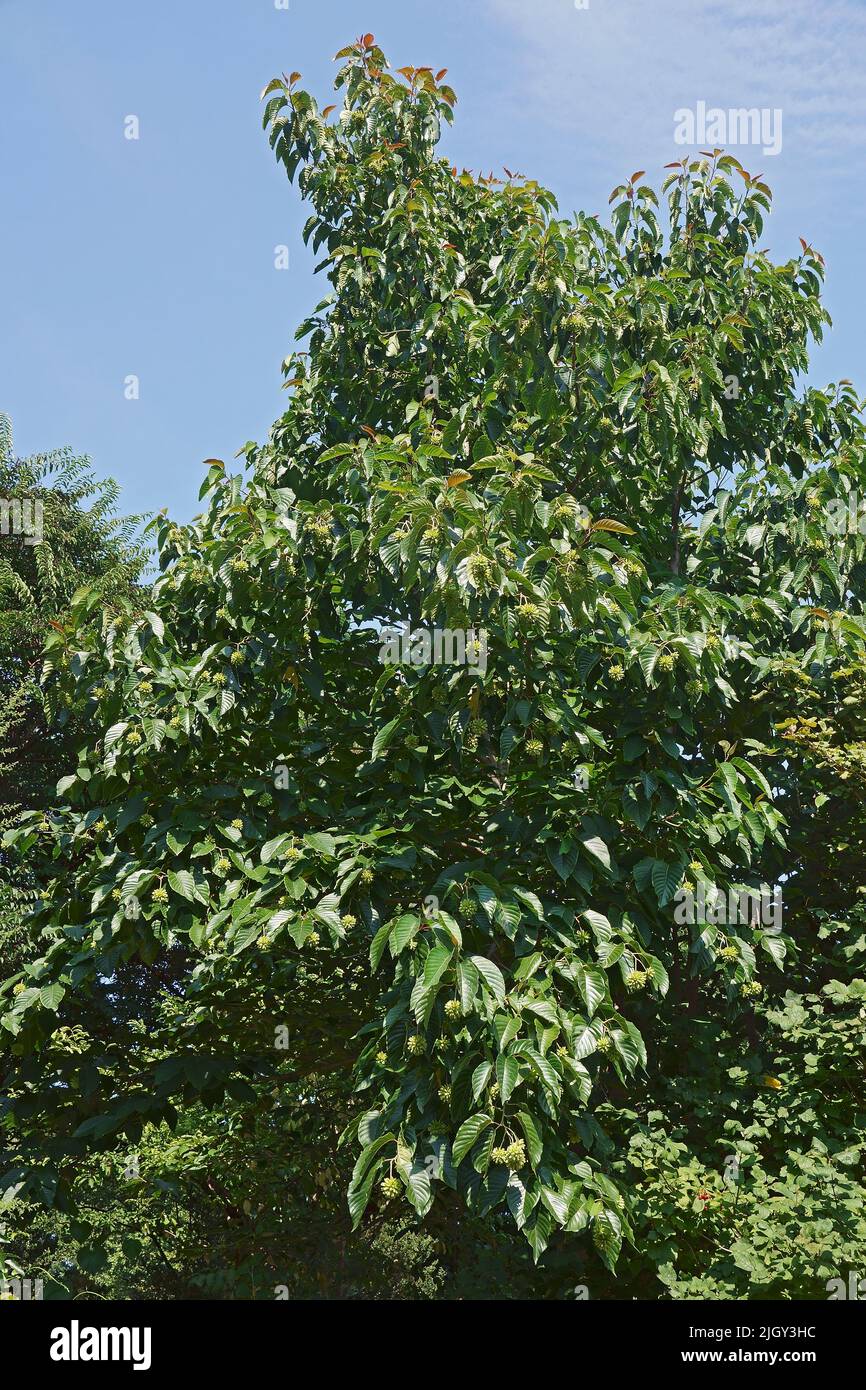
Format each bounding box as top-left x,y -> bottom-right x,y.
485,0 -> 866,179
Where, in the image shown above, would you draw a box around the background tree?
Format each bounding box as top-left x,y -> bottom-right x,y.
0,415 -> 147,971
1,38 -> 863,1293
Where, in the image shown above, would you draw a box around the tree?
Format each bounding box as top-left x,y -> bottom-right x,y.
0,416 -> 147,972
2,37 -> 864,1280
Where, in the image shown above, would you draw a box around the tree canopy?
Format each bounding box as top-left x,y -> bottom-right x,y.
2,37 -> 864,1291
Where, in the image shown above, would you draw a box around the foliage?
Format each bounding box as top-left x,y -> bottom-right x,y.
604,930 -> 866,1299
1,38 -> 864,1290
0,416 -> 147,973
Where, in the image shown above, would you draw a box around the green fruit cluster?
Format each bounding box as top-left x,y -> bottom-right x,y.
466,554 -> 493,588
491,1139 -> 526,1171
517,603 -> 542,626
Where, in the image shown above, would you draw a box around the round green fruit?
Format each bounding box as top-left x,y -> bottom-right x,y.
504,1139 -> 526,1171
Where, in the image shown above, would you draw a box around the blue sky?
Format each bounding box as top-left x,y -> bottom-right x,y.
2,0 -> 865,523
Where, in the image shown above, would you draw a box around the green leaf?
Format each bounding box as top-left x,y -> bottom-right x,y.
638,646 -> 660,684
168,869 -> 196,902
305,831 -> 337,856
104,722 -> 128,751
574,1020 -> 603,1058
496,1053 -> 521,1103
347,1168 -> 378,1230
390,913 -> 420,956
371,717 -> 400,760
351,1132 -> 396,1189
525,1204 -> 552,1261
403,1157 -> 433,1216
527,1050 -> 561,1102
517,1110 -> 543,1166
232,922 -> 261,954
452,1113 -> 493,1166
651,860 -> 682,906
470,955 -> 506,1004
592,1208 -> 622,1271
576,965 -> 607,1017
313,893 -> 342,932
471,1061 -> 493,1103
369,922 -> 391,970
458,958 -> 480,1011
423,943 -> 453,989
40,983 -> 66,1011
581,835 -> 610,870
